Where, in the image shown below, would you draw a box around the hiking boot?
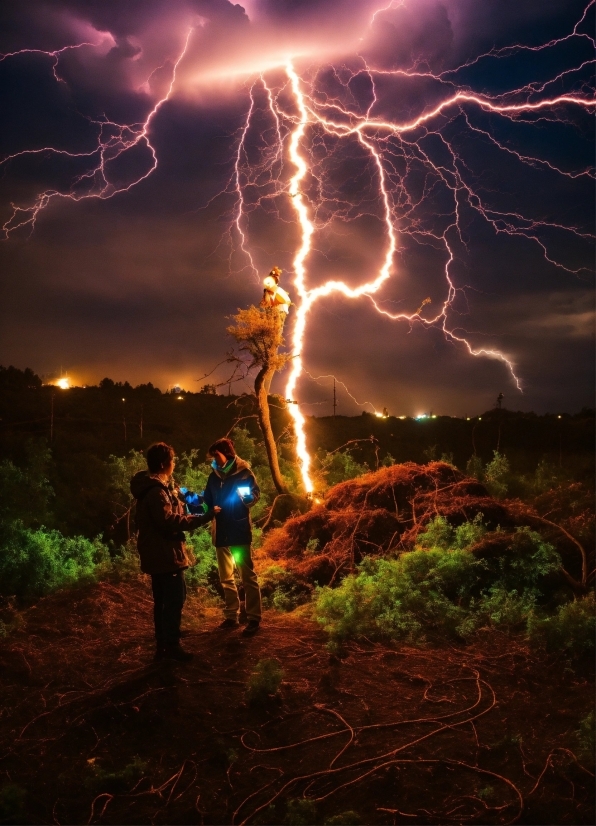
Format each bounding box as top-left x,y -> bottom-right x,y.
154,645 -> 167,661
217,618 -> 240,630
163,644 -> 193,662
241,620 -> 260,638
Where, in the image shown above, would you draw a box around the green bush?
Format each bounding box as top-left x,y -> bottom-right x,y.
175,449 -> 210,494
284,798 -> 316,826
84,757 -> 147,794
314,517 -> 563,646
325,812 -> 362,825
246,658 -> 284,705
0,522 -> 110,601
575,709 -> 595,762
484,451 -> 510,499
527,593 -> 595,662
465,451 -> 510,498
185,528 -> 219,592
417,513 -> 486,551
0,444 -> 54,530
314,449 -> 369,489
260,564 -> 311,611
110,539 -> 142,578
0,782 -> 26,823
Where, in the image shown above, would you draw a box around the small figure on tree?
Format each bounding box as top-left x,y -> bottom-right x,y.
260,266 -> 291,319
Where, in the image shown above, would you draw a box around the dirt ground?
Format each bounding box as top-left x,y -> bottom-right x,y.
0,576 -> 593,825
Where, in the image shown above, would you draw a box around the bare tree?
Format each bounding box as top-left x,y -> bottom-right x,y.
227,306 -> 290,494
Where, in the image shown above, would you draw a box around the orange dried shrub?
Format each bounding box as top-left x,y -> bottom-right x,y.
260,462 -> 518,585
324,461 -> 464,512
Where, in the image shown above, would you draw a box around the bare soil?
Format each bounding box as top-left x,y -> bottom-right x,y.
0,577 -> 593,825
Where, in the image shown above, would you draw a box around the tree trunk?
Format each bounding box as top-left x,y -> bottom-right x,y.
255,363 -> 288,494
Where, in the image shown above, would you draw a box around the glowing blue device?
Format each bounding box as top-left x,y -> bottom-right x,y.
237,486 -> 251,498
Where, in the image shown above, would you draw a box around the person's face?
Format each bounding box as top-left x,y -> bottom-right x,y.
161,456 -> 175,479
213,450 -> 228,468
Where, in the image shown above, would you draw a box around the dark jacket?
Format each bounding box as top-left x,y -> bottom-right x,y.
130,471 -> 212,575
203,457 -> 260,547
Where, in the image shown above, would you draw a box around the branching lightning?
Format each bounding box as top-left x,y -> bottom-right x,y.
1,2 -> 594,493
1,29 -> 194,237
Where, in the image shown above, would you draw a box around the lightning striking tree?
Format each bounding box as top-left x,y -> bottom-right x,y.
227,306 -> 290,495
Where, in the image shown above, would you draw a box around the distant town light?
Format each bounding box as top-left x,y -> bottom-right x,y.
177,396 -> 184,400
415,414 -> 427,420
56,378 -> 70,390
431,415 -> 437,419
557,415 -> 562,419
398,415 -> 406,420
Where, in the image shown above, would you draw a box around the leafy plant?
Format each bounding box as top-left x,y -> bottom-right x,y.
466,454 -> 484,482
0,522 -> 110,601
324,811 -> 362,825
246,658 -> 284,704
527,593 -> 595,662
416,513 -> 486,551
260,564 -> 311,611
575,709 -> 595,762
313,449 -> 369,490
484,451 -> 510,499
0,442 -> 54,530
314,516 -> 563,646
84,757 -> 147,794
0,782 -> 26,823
284,798 -> 317,825
185,528 -> 219,593
175,449 -> 210,493
107,450 -> 146,540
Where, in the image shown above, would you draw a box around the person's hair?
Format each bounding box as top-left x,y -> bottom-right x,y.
208,438 -> 235,460
147,442 -> 175,474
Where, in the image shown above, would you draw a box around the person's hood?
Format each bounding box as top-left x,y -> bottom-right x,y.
211,456 -> 251,480
130,470 -> 166,499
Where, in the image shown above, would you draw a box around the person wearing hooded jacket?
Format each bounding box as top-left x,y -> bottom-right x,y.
130,442 -> 218,661
203,437 -> 262,636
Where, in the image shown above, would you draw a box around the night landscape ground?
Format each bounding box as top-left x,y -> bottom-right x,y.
0,371 -> 594,825
0,1 -> 595,823
0,569 -> 593,825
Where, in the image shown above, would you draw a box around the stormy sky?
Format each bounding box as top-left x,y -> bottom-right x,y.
0,0 -> 593,416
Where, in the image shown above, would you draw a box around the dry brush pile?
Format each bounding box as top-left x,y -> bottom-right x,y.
259,462 -> 591,593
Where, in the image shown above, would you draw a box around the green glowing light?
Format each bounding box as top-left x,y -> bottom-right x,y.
230,545 -> 249,566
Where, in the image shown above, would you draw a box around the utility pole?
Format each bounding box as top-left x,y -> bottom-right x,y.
122,398 -> 127,444
333,378 -> 337,418
50,390 -> 54,442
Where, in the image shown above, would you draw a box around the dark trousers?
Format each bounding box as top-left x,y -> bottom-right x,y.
151,571 -> 186,647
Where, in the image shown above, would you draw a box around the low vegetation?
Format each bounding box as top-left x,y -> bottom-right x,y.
0,367 -> 593,824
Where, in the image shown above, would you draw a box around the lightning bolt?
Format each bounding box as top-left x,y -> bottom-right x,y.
1,29 -> 194,238
1,3 -> 594,494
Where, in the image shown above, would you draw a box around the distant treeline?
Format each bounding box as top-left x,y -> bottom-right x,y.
1,365 -> 593,469
0,365 -> 594,541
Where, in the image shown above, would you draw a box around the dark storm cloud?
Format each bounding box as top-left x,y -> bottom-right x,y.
0,0 -> 593,413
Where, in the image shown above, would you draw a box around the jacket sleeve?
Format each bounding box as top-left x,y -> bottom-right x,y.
203,475 -> 215,510
146,487 -> 211,534
245,470 -> 260,508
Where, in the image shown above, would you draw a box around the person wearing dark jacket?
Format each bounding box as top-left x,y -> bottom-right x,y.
203,438 -> 262,637
131,442 -> 217,661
